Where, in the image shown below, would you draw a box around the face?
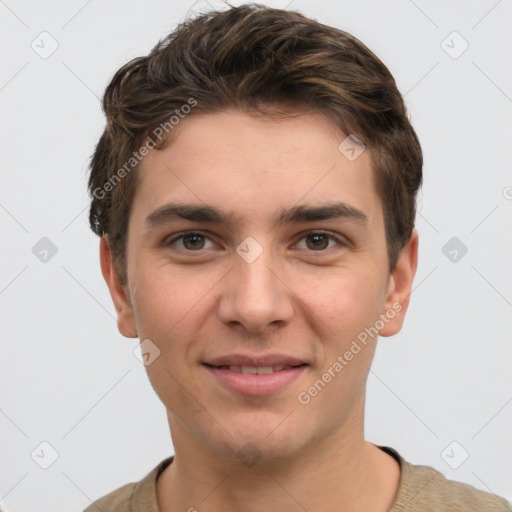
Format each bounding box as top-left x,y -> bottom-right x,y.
101,108 -> 418,463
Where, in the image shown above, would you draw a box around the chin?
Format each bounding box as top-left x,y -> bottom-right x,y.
211,412 -> 307,463
219,437 -> 301,467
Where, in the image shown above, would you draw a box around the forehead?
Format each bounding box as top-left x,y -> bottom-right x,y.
132,109 -> 381,229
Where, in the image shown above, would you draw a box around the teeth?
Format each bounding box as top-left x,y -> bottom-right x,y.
225,365 -> 296,374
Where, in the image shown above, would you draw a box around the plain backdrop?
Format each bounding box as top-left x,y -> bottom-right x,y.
1,0 -> 511,510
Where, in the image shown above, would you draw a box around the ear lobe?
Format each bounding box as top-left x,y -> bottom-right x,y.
99,236 -> 138,338
378,228 -> 419,337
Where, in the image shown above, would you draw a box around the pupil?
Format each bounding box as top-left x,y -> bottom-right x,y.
184,234 -> 204,250
308,234 -> 328,250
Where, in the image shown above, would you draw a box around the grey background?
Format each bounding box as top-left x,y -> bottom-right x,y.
1,0 -> 511,510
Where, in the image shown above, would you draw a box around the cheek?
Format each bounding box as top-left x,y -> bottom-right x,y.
130,270 -> 207,410
129,264 -> 219,394
130,264 -> 206,339
296,270 -> 384,339
131,280 -> 175,340
293,274 -> 382,425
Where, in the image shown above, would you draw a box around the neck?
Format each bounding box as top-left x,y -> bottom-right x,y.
156,417 -> 400,512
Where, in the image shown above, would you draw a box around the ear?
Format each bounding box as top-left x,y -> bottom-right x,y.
99,236 -> 138,338
378,228 -> 419,337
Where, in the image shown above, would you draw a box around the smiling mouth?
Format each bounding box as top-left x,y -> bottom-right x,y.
202,362 -> 308,396
204,363 -> 307,375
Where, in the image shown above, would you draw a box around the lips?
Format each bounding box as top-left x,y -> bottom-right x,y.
202,354 -> 308,396
214,364 -> 299,375
203,354 -> 307,368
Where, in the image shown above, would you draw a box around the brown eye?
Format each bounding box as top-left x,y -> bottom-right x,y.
295,231 -> 342,252
305,233 -> 330,250
167,232 -> 214,251
182,234 -> 205,250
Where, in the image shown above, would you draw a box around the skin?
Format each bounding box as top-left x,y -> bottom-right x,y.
100,108 -> 418,511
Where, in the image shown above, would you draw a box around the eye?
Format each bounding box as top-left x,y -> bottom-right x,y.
165,230 -> 345,253
294,231 -> 344,251
166,231 -> 216,251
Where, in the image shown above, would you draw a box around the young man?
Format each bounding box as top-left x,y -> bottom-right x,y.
85,4 -> 511,511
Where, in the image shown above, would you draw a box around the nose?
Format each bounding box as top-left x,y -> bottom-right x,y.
218,247 -> 294,335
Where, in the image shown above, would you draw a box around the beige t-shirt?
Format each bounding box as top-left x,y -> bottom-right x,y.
84,445 -> 511,511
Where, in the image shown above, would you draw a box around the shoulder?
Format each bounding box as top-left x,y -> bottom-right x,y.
402,463 -> 511,511
380,446 -> 512,512
83,481 -> 137,512
83,457 -> 173,512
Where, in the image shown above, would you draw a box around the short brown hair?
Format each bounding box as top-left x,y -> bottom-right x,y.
88,3 -> 422,285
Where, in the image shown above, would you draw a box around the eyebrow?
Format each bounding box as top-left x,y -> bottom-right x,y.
144,201 -> 369,229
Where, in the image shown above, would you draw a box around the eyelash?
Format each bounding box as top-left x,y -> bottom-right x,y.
165,230 -> 346,255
